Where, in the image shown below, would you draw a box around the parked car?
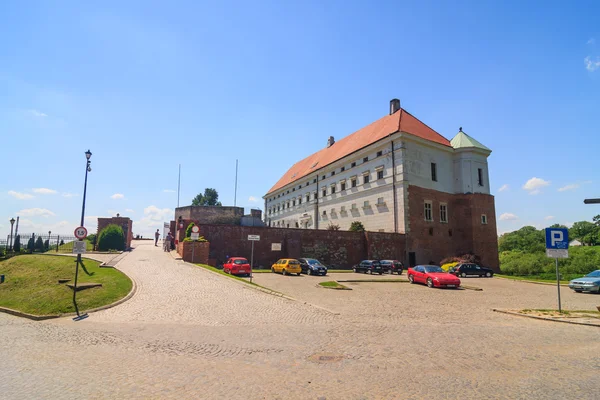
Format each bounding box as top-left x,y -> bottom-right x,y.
223,257 -> 251,276
353,260 -> 383,275
379,260 -> 404,275
451,263 -> 494,278
298,258 -> 328,276
408,265 -> 461,288
568,270 -> 600,293
271,259 -> 302,276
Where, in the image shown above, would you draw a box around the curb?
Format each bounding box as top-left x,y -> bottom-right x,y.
495,276 -> 569,287
493,309 -> 600,328
0,256 -> 137,321
461,285 -> 483,291
184,261 -> 340,315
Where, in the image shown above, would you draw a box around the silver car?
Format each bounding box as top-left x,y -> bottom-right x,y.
568,270 -> 600,293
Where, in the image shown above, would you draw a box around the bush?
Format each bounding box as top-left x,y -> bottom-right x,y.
183,236 -> 207,242
35,236 -> 45,252
13,235 -> 21,252
44,239 -> 50,251
27,237 -> 35,251
349,221 -> 365,232
326,223 -> 340,231
185,222 -> 195,238
97,224 -> 125,251
499,247 -> 600,276
86,233 -> 97,245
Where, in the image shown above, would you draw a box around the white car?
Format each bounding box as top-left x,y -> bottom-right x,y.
568,270 -> 600,293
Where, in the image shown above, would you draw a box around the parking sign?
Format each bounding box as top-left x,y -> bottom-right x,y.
545,228 -> 569,258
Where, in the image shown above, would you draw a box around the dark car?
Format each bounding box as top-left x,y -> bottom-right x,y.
298,258 -> 328,276
451,263 -> 494,278
380,260 -> 404,275
354,260 -> 383,275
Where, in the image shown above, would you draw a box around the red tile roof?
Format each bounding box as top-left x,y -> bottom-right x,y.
266,108 -> 451,195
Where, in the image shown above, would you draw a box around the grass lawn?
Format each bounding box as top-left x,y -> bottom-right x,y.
520,309 -> 600,318
0,254 -> 132,316
318,281 -> 351,290
496,274 -> 575,284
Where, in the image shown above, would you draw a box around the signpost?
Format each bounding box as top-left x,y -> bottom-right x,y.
73,241 -> 87,254
545,227 -> 569,312
74,226 -> 88,240
248,235 -> 260,283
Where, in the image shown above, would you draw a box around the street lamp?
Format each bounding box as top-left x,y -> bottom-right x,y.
72,149 -> 92,321
9,218 -> 15,251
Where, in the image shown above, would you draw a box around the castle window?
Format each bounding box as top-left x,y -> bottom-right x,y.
431,163 -> 437,182
292,200 -> 296,206
331,184 -> 336,194
478,168 -> 484,186
341,181 -> 346,191
351,162 -> 356,168
322,188 -> 327,197
341,166 -> 345,172
351,178 -> 357,188
377,151 -> 382,157
440,203 -> 448,223
306,194 -> 310,202
363,156 -> 369,163
424,201 -> 433,221
363,173 -> 370,184
331,171 -> 335,176
481,214 -> 488,224
377,170 -> 384,180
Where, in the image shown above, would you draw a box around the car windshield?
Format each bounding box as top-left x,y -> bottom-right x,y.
372,261 -> 380,266
307,259 -> 323,266
424,266 -> 444,273
233,259 -> 248,265
288,260 -> 299,265
585,270 -> 600,277
393,262 -> 402,267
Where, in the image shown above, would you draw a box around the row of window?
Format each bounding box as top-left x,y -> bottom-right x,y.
430,163 -> 485,186
423,200 -> 488,225
267,169 -> 386,215
267,151 -> 386,202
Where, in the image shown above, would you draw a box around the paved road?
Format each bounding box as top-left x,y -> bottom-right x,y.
1,241 -> 599,399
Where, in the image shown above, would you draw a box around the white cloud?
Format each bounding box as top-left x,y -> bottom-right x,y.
29,109 -> 48,118
248,196 -> 259,203
499,213 -> 519,221
523,177 -> 550,195
110,193 -> 124,199
143,205 -> 173,221
163,189 -> 176,193
584,56 -> 600,72
8,190 -> 34,200
18,208 -> 56,218
62,192 -> 77,198
498,184 -> 509,192
544,216 -> 555,220
32,188 -> 57,195
125,208 -> 135,213
558,183 -> 579,192
588,38 -> 596,45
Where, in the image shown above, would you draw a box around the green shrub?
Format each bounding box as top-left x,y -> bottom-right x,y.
183,236 -> 207,242
27,237 -> 35,251
499,247 -> 600,276
35,236 -> 45,252
97,224 -> 125,251
185,222 -> 196,238
13,235 -> 21,252
44,239 -> 50,251
349,221 -> 365,232
86,233 -> 97,245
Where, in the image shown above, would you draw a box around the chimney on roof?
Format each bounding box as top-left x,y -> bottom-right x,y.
390,98 -> 400,115
327,136 -> 335,148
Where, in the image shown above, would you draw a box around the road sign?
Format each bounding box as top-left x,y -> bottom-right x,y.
190,232 -> 200,240
191,225 -> 200,233
545,228 -> 569,258
72,241 -> 87,254
248,235 -> 260,241
74,226 -> 88,239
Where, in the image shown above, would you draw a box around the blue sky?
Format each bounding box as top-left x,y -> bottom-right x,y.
1,0 -> 599,238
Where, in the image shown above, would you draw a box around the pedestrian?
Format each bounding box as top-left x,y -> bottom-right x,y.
155,229 -> 160,246
164,232 -> 172,252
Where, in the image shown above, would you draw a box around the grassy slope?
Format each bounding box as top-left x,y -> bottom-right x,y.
0,254 -> 132,315
496,274 -> 573,284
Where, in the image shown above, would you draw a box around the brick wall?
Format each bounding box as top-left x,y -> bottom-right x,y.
175,206 -> 245,225
97,217 -> 133,249
406,185 -> 499,271
177,241 -> 210,264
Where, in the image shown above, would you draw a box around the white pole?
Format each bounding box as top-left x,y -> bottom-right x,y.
555,257 -> 561,312
250,240 -> 254,283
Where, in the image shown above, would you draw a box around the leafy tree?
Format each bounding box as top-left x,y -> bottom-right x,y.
498,226 -> 545,253
35,236 -> 45,252
27,237 -> 35,252
549,223 -> 568,229
60,239 -> 65,246
44,239 -> 50,251
185,222 -> 196,238
86,233 -> 97,245
97,224 -> 125,251
593,215 -> 600,227
569,221 -> 598,246
326,223 -> 340,231
349,221 -> 365,232
191,188 -> 222,206
13,235 -> 21,252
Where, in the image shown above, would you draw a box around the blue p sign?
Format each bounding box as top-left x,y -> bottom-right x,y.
545,228 -> 569,250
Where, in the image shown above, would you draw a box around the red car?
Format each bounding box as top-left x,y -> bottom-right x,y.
223,257 -> 252,277
407,265 -> 461,289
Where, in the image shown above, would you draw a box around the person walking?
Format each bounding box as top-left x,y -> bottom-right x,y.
155,229 -> 160,246
164,232 -> 172,252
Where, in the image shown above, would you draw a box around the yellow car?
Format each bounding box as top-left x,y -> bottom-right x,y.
271,259 -> 302,276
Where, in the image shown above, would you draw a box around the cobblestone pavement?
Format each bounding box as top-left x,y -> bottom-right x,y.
1,242 -> 599,399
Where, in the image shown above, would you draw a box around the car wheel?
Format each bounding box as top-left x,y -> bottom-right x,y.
574,290 -> 582,293
461,272 -> 467,278
271,267 -> 275,273
353,268 -> 357,273
379,272 -> 383,275
307,269 -> 312,275
427,278 -> 434,288
282,269 -> 287,276
485,272 -> 492,277
408,275 -> 414,284
297,273 -> 301,276
367,270 -> 372,275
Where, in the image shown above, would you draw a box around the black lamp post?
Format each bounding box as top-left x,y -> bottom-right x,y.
72,149 -> 92,321
9,218 -> 15,251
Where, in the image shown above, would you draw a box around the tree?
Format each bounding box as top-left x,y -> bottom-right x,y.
498,226 -> 545,253
97,224 -> 126,251
27,237 -> 35,252
44,239 -> 50,251
35,236 -> 45,252
593,215 -> 600,227
326,223 -> 340,231
185,222 -> 196,238
86,233 -> 97,245
191,188 -> 222,206
349,221 -> 365,232
13,235 -> 21,252
569,221 -> 598,246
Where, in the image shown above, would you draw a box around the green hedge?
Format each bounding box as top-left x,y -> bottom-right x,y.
97,224 -> 125,251
500,246 -> 600,276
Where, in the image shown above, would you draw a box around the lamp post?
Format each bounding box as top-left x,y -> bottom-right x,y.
9,218 -> 15,251
72,149 -> 92,321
